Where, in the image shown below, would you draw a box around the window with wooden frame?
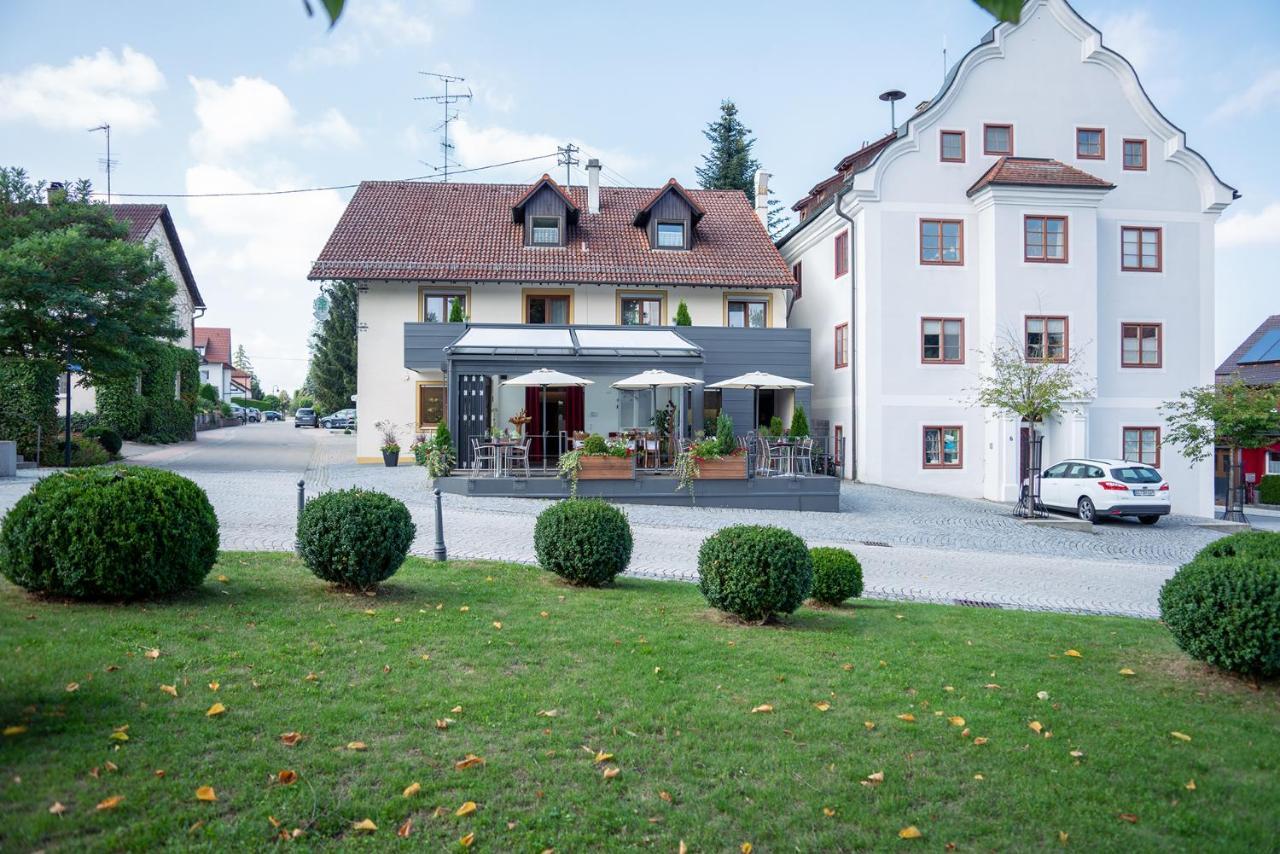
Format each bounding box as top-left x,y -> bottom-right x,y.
923,425 -> 963,468
1025,315 -> 1068,362
726,297 -> 769,329
1121,322 -> 1162,368
834,229 -> 849,277
792,262 -> 803,300
1024,215 -> 1068,263
525,293 -> 572,324
1121,226 -> 1162,271
983,123 -> 1013,155
618,292 -> 665,326
921,317 -> 964,364
421,291 -> 467,324
940,130 -> 965,162
833,424 -> 844,467
416,382 -> 446,431
655,221 -> 686,249
1123,138 -> 1147,171
530,216 -> 561,246
1122,426 -> 1160,468
920,219 -> 963,265
834,323 -> 849,368
1076,127 -> 1105,159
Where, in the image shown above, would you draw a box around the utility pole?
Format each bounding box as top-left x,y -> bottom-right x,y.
556,144 -> 580,186
88,123 -> 115,202
415,72 -> 471,182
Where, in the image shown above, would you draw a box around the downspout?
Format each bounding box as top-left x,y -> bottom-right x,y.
833,185 -> 857,480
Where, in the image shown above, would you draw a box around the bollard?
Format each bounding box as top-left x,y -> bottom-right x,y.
297,479 -> 305,519
432,487 -> 447,561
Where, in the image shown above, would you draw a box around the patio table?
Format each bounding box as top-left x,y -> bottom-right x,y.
481,438 -> 523,477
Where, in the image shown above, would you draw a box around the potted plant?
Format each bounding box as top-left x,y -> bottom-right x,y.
559,434 -> 634,495
375,420 -> 401,467
674,413 -> 747,496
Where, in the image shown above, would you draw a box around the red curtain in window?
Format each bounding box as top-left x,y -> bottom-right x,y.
525,387 -> 542,458
565,386 -> 585,436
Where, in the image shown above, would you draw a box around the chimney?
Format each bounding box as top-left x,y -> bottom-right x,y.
753,169 -> 771,225
46,181 -> 66,204
586,159 -> 601,214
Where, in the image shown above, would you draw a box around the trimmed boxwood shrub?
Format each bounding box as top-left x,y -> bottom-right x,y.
1158,531 -> 1280,678
809,546 -> 863,605
60,435 -> 110,467
698,525 -> 812,623
0,465 -> 218,599
296,488 -> 415,590
533,499 -> 633,586
84,426 -> 123,455
1260,475 -> 1280,507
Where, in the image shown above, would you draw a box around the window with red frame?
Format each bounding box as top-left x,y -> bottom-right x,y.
1121,226 -> 1162,271
1123,426 -> 1160,467
1123,138 -> 1147,170
923,426 -> 963,468
1076,127 -> 1105,159
834,323 -> 849,368
792,262 -> 802,300
1024,215 -> 1068,263
1121,322 -> 1162,367
834,230 -> 849,277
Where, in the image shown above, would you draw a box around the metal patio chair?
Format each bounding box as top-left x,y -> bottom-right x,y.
471,438 -> 496,477
506,439 -> 532,478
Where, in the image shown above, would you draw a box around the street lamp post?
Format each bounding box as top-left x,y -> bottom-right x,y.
64,361 -> 82,468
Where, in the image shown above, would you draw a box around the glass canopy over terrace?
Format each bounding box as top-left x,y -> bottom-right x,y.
443,326 -> 701,359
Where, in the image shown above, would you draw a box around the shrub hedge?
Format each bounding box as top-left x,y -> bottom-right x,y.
0,466 -> 218,599
1158,531 -> 1280,678
1260,475 -> 1280,506
0,357 -> 59,460
59,436 -> 109,467
533,499 -> 633,586
83,426 -> 123,455
296,488 -> 415,590
698,525 -> 813,622
97,342 -> 199,444
809,546 -> 863,605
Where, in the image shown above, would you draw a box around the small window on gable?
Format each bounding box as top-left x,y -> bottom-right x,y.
1076,128 -> 1105,159
834,230 -> 849,277
1123,139 -> 1148,171
656,221 -> 685,249
531,216 -> 561,245
983,123 -> 1013,155
940,130 -> 965,162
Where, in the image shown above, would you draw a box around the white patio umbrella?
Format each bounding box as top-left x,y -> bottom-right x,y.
708,371 -> 813,432
612,369 -> 703,441
501,368 -> 594,450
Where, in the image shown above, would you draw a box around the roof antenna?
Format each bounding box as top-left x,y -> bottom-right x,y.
942,35 -> 948,84
415,72 -> 471,182
879,90 -> 906,133
556,144 -> 580,187
88,123 -> 116,202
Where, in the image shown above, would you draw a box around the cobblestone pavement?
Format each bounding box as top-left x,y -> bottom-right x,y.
0,424 -> 1230,619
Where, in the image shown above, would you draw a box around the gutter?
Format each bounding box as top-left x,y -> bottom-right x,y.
833,184 -> 857,481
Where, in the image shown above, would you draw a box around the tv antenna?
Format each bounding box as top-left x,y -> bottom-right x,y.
556,143 -> 580,187
415,72 -> 471,182
88,123 -> 117,202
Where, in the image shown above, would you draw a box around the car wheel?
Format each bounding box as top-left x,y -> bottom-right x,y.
1138,515 -> 1159,525
1077,496 -> 1097,524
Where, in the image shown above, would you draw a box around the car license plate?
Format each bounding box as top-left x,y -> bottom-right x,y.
1134,488 -> 1154,497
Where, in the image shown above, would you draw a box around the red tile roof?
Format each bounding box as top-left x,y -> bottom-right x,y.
194,326 -> 233,368
966,157 -> 1114,197
309,180 -> 794,289
511,174 -> 578,219
793,132 -> 898,214
1217,314 -> 1280,386
110,203 -> 206,308
634,178 -> 706,226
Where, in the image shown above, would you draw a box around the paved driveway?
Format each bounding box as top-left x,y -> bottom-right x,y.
0,423 -> 1229,618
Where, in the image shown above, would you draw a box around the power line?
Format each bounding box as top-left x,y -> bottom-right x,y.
89,152 -> 560,199
556,143 -> 580,187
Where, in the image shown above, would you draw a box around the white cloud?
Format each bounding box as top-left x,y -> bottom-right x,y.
1210,68 -> 1280,121
292,0 -> 440,68
189,76 -> 361,160
1099,10 -> 1182,98
0,46 -> 164,131
1218,203 -> 1280,249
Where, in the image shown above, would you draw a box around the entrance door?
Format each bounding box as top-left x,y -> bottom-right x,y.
455,373 -> 490,469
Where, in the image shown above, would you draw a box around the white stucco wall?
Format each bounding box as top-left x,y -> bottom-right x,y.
144,219 -> 196,349
779,0 -> 1232,516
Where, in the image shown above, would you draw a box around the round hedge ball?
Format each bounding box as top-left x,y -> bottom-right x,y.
0,465 -> 218,600
533,498 -> 633,586
296,488 -> 415,590
809,546 -> 863,606
698,525 -> 813,623
1158,531 -> 1280,678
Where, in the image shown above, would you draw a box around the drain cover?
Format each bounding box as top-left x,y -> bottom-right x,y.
860,540 -> 892,548
954,599 -> 1003,609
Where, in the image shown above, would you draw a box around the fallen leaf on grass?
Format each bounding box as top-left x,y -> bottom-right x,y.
195,786 -> 217,802
536,709 -> 559,718
539,611 -> 549,618
217,575 -> 229,583
602,766 -> 620,779
436,718 -> 454,730
455,754 -> 485,770
160,685 -> 178,697
276,770 -> 297,785
347,741 -> 367,751
363,609 -> 376,616
154,769 -> 165,777
65,682 -> 79,693
1037,691 -> 1050,701
397,819 -> 413,838
861,771 -> 884,787
49,801 -> 67,815
896,713 -> 916,723
823,807 -> 835,817
105,761 -> 118,773
1118,813 -> 1139,824
1185,779 -> 1196,790
105,664 -> 119,672
984,683 -> 1001,690
1118,668 -> 1135,676
109,730 -> 129,742
456,801 -> 477,817
206,703 -> 226,717
1029,721 -> 1043,734
864,721 -> 876,731
741,843 -> 753,853
305,672 -> 318,682
750,704 -> 773,714
594,751 -> 614,763
1170,731 -> 1192,742
459,606 -> 470,613
209,682 -> 219,692
814,701 -> 831,712
451,705 -> 463,713
459,831 -> 475,846
1059,831 -> 1069,844
1069,750 -> 1084,759
96,795 -> 123,811
4,725 -> 28,736
973,737 -> 989,746
678,842 -> 687,854
1064,649 -> 1083,658
948,716 -> 965,727
492,622 -> 502,630
898,826 -> 923,839
280,732 -> 303,746
144,649 -> 160,660
403,782 -> 421,797
353,818 -> 377,832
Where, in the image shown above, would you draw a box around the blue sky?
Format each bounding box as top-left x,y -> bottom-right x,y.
1,0 -> 1277,391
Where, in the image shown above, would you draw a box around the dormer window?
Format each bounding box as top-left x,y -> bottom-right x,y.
531,216 -> 561,245
656,221 -> 685,249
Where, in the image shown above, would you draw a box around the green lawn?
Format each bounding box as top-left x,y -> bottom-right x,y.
1,554 -> 1277,851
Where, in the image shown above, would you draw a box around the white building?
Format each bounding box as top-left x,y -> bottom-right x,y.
776,0 -> 1235,517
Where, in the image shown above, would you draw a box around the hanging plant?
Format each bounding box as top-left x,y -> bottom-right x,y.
558,449 -> 584,497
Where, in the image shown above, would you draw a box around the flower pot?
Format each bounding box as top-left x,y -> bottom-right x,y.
382,449 -> 400,467
578,455 -> 636,480
696,456 -> 748,479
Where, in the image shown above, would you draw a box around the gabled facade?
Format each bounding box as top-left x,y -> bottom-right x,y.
309,166 -> 806,463
194,326 -> 237,400
777,0 -> 1236,516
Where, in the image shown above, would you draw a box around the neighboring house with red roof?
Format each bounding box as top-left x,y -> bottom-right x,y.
309,167 -> 807,465
776,0 -> 1237,517
1215,315 -> 1280,499
193,326 -> 240,401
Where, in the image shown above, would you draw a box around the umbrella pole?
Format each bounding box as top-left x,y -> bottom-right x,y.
541,384 -> 547,465
753,387 -> 759,433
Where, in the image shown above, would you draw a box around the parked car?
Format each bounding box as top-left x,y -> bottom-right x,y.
294,407 -> 319,428
1025,458 -> 1170,524
245,408 -> 262,423
228,404 -> 247,424
263,410 -> 283,422
320,408 -> 357,429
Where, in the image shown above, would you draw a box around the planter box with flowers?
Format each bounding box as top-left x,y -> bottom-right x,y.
559,434 -> 635,495
693,454 -> 748,479
579,455 -> 636,480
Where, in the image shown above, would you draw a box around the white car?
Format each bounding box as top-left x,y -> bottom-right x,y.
1028,458 -> 1170,525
